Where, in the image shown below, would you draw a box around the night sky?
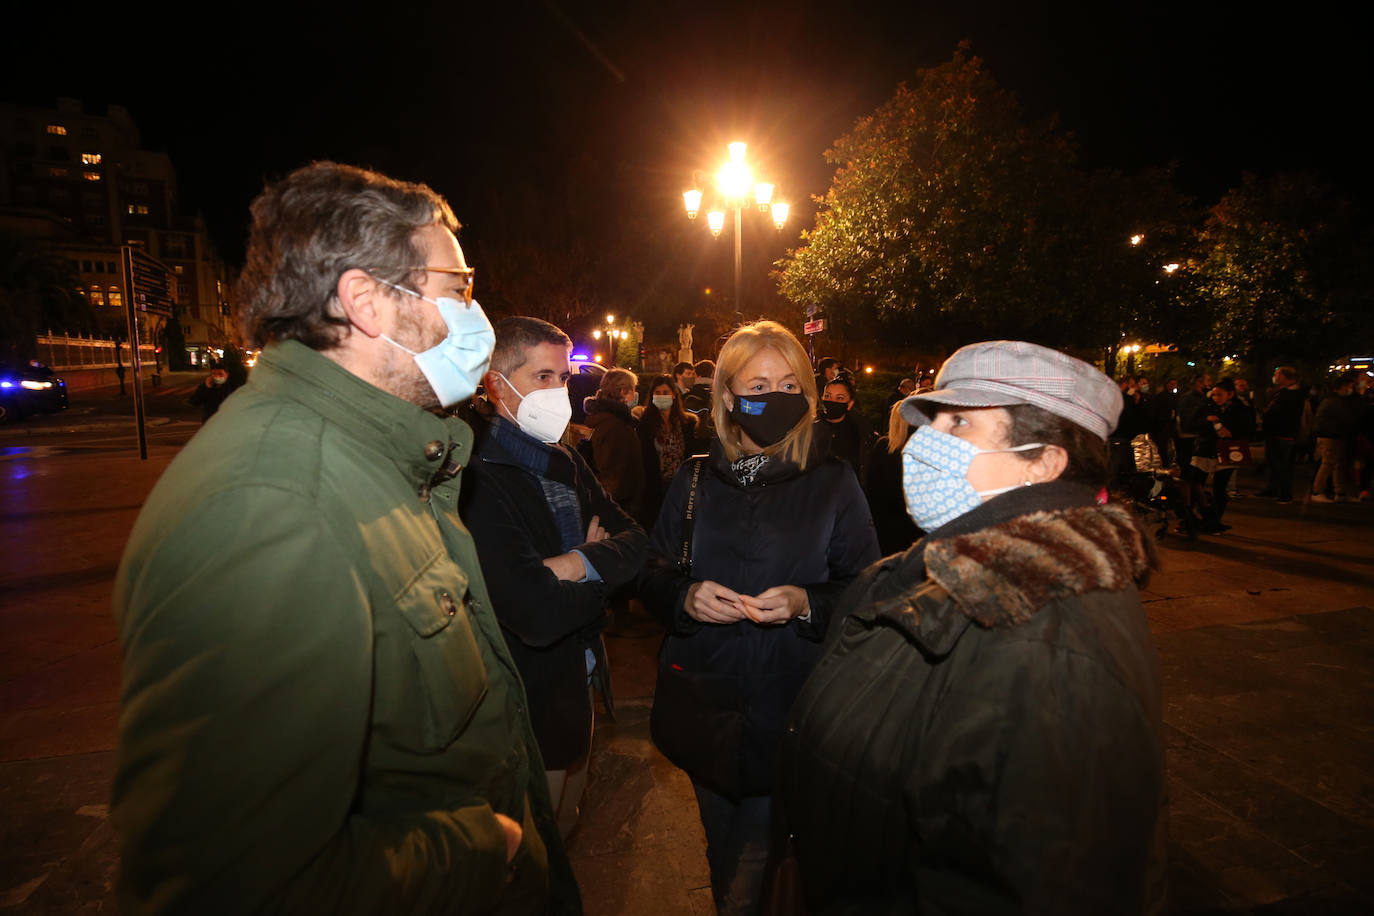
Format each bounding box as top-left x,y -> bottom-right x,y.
6,0 -> 1368,314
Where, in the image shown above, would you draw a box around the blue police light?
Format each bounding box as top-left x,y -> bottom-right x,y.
570,352 -> 590,362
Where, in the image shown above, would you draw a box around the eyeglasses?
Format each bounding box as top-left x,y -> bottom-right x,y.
373,266 -> 476,304
421,266 -> 475,304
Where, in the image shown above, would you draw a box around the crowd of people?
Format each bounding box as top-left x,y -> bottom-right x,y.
1109,367 -> 1374,537
113,161 -> 1372,915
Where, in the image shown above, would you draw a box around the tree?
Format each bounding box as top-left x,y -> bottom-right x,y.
1190,172 -> 1371,369
0,232 -> 93,358
776,45 -> 1192,356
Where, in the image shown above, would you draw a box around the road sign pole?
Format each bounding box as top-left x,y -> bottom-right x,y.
121,246 -> 149,460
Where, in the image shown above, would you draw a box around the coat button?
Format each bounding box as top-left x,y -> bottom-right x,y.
424,440 -> 445,461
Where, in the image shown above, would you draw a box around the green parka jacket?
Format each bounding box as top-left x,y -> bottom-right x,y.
112,340 -> 580,914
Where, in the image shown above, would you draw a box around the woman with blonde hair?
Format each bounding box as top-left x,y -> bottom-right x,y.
639,320 -> 879,915
863,399 -> 923,554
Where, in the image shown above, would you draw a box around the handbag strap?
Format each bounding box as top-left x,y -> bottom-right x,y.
678,457 -> 705,572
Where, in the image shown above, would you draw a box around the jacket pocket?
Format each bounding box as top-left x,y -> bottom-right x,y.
393,559 -> 489,751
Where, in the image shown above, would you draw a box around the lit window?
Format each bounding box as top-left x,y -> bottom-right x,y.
109,288 -> 123,307
126,204 -> 149,215
173,265 -> 184,274
81,152 -> 102,165
89,289 -> 105,305
47,124 -> 67,135
83,171 -> 101,182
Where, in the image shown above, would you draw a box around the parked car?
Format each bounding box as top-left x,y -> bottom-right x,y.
0,359 -> 70,421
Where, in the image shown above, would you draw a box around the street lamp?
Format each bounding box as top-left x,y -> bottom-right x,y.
683,141 -> 789,325
593,313 -> 627,364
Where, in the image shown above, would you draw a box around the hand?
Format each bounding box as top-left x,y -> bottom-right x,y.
685,580 -> 749,624
542,551 -> 587,582
585,515 -> 607,543
494,813 -> 522,863
736,585 -> 810,625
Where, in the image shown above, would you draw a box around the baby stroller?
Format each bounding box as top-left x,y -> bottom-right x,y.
1118,434 -> 1194,541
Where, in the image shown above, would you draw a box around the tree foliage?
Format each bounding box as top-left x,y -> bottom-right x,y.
0,232 -> 94,358
1189,172 -> 1370,366
776,46 -> 1193,355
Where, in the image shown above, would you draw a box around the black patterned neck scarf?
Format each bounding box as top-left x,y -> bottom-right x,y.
731,453 -> 770,486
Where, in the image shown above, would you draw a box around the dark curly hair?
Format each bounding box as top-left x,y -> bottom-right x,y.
1004,404 -> 1110,487
237,162 -> 457,349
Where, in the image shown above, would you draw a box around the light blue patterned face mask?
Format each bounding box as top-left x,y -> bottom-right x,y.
901,425 -> 1044,531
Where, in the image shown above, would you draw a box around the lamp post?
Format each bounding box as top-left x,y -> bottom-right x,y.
683,141 -> 789,326
591,313 -> 624,364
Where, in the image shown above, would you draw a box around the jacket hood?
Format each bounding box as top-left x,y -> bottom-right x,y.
584,396 -> 632,428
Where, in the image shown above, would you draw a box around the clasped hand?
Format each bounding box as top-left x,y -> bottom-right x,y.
685,580 -> 809,625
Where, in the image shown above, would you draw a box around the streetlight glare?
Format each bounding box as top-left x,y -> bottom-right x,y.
1163,263 -> 1180,273
1130,234 -> 1144,246
717,160 -> 753,199
593,329 -> 602,339
685,140 -> 784,322
754,182 -> 774,210
771,201 -> 790,230
606,314 -> 615,324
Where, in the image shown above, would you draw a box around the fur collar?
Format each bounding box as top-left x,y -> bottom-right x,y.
923,502 -> 1154,629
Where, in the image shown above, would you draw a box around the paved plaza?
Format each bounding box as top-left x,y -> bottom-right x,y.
1,392 -> 1371,913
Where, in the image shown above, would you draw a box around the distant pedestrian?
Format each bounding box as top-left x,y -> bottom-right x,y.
883,376 -> 916,413
684,359 -> 714,413
1310,372 -> 1359,502
1262,366 -> 1306,503
813,376 -> 876,481
637,373 -> 706,528
114,363 -> 126,395
188,368 -> 233,422
584,367 -> 647,519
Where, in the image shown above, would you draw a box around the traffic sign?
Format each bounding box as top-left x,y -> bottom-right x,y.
804,318 -> 825,335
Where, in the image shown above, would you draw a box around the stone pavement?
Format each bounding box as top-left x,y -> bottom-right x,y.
1,437 -> 1371,913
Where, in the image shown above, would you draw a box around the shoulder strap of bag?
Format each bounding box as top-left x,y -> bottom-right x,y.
678,457 -> 706,572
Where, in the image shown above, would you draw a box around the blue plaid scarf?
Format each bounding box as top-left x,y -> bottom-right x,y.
486,416 -> 583,551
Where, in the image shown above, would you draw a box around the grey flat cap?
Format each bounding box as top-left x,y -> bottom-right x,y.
900,340 -> 1123,440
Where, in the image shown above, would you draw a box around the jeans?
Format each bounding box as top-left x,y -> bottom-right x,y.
1266,438 -> 1297,500
692,781 -> 773,916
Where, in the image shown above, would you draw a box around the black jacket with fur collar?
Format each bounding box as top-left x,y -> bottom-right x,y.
778,481 -> 1168,915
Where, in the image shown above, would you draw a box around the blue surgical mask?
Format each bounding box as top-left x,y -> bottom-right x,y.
901,425 -> 1044,531
374,278 -> 495,408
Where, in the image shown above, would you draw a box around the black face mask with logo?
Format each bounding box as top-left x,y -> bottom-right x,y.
729,391 -> 811,447
821,400 -> 850,421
